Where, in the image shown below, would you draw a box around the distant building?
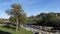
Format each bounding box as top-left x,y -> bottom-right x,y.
56,13 -> 60,16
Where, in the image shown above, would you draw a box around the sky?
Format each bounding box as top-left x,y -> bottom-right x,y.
0,0 -> 60,19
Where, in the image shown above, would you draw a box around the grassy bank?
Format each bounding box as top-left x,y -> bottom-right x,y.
0,26 -> 33,34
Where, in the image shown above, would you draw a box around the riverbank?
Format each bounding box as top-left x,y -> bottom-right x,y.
0,26 -> 33,34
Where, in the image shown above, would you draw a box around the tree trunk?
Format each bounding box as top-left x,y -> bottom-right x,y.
16,19 -> 19,32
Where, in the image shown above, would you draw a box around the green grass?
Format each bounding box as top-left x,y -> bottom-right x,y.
0,26 -> 33,34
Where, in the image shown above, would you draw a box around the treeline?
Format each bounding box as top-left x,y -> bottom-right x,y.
28,13 -> 60,27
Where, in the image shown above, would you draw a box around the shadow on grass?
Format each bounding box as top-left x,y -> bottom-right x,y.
0,30 -> 11,34
2,23 -> 16,31
3,25 -> 16,31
